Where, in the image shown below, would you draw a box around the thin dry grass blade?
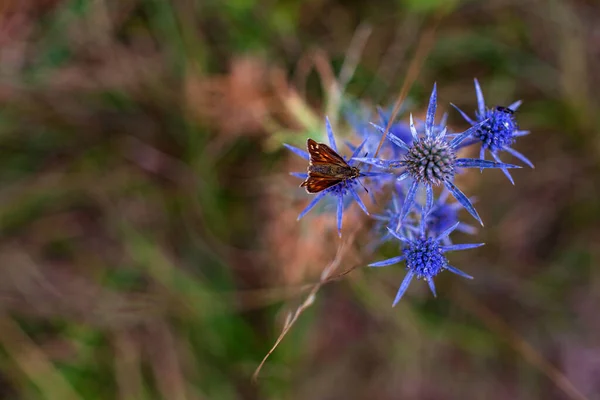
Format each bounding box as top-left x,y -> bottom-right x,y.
252,229 -> 358,381
373,11 -> 444,158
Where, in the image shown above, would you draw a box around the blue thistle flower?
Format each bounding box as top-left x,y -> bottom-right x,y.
369,215 -> 484,306
355,84 -> 522,226
285,118 -> 389,237
451,78 -> 533,184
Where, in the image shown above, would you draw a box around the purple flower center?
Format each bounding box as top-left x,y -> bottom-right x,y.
476,107 -> 518,152
403,138 -> 456,185
404,237 -> 447,279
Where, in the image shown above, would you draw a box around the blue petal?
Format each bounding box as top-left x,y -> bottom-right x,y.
369,255 -> 406,267
435,221 -> 460,243
371,214 -> 390,222
370,123 -> 411,151
290,172 -> 308,179
336,194 -> 343,237
369,122 -> 385,132
425,185 -> 433,214
444,180 -> 483,226
396,171 -> 410,181
491,151 -> 515,185
393,271 -> 415,306
361,171 -> 393,177
474,78 -> 485,117
284,143 -> 310,160
508,100 -> 522,111
457,223 -> 477,235
377,106 -> 390,125
441,243 -> 485,252
425,83 -> 438,138
387,134 -> 411,152
450,103 -> 476,125
297,191 -> 327,220
349,186 -> 369,215
409,114 -> 419,142
392,191 -> 402,212
455,158 -> 522,169
439,112 -> 449,128
353,157 -> 402,169
386,227 -> 411,243
450,119 -> 489,148
505,147 -> 534,168
350,138 -> 368,159
454,138 -> 479,150
436,126 -> 448,140
405,224 -> 420,236
427,279 -> 437,298
513,130 -> 530,137
400,180 -> 419,221
325,117 -> 337,152
445,264 -> 473,280
419,207 -> 427,237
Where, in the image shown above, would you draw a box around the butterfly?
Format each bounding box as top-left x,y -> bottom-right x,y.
300,138 -> 361,193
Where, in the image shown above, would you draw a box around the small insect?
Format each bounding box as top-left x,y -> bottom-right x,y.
496,106 -> 514,114
300,138 -> 361,193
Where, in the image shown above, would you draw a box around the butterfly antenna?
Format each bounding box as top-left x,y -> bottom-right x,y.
353,151 -> 369,170
354,151 -> 370,194
358,178 -> 369,194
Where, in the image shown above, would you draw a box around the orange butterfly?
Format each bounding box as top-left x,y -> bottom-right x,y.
300,139 -> 360,193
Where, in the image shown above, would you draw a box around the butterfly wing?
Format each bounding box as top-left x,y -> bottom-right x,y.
301,176 -> 342,193
306,139 -> 348,166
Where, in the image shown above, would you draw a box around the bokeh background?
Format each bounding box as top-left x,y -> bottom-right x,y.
1,0 -> 599,399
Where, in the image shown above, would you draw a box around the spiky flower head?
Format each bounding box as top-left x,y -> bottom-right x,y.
404,237 -> 448,280
403,136 -> 456,185
369,214 -> 483,306
452,78 -> 534,184
475,106 -> 518,152
355,83 -> 522,226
